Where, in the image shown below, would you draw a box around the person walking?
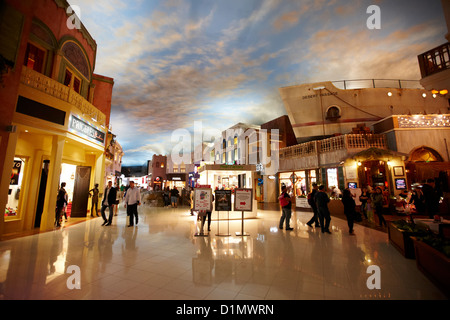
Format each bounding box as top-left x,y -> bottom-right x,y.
371,187 -> 387,228
88,183 -> 100,217
124,181 -> 141,227
55,182 -> 68,227
170,187 -> 179,208
359,187 -> 370,219
306,183 -> 321,228
279,185 -> 293,231
101,181 -> 117,226
342,188 -> 356,235
315,185 -> 331,234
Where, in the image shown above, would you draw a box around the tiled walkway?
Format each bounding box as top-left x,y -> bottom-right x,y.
0,206 -> 447,300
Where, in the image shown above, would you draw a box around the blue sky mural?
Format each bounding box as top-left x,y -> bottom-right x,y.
71,0 -> 447,165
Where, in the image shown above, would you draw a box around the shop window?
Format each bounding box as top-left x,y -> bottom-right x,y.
24,42 -> 46,73
5,157 -> 26,219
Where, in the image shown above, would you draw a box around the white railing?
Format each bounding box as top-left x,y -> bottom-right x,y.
20,67 -> 106,126
280,134 -> 387,160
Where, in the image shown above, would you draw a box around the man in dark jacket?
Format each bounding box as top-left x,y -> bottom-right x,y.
55,182 -> 68,227
101,181 -> 117,226
315,185 -> 331,234
306,183 -> 320,228
422,179 -> 440,218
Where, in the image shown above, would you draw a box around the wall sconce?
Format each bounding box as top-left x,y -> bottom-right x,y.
357,161 -> 362,166
387,160 -> 392,166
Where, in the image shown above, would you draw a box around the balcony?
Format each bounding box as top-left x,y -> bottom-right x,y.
20,67 -> 106,126
418,42 -> 450,78
418,43 -> 450,94
279,134 -> 388,171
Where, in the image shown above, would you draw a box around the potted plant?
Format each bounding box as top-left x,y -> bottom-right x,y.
388,220 -> 428,259
411,233 -> 450,298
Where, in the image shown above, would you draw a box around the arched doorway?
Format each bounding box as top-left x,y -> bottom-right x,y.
409,147 -> 444,163
406,146 -> 445,184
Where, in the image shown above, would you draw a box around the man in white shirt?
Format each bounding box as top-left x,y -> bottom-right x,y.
124,181 -> 141,227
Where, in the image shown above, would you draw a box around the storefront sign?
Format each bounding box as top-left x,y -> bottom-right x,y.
194,188 -> 213,211
234,188 -> 253,212
69,114 -> 105,145
215,190 -> 232,211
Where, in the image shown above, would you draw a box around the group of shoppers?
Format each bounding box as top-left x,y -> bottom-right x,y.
279,183 -> 333,234
279,178 -> 443,236
55,180 -> 142,228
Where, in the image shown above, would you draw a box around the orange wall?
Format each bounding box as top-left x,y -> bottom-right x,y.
92,74 -> 114,126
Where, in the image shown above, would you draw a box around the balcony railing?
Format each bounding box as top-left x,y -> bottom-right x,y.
280,134 -> 387,160
418,42 -> 450,78
20,67 -> 106,126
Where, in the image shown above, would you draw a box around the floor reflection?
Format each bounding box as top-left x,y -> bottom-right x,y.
0,207 -> 447,300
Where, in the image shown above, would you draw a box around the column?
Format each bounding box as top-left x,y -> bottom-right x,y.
40,135 -> 65,231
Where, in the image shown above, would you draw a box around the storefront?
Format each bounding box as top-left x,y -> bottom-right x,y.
2,108 -> 107,235
197,164 -> 257,219
166,173 -> 187,190
342,148 -> 408,197
278,170 -> 318,195
278,169 -> 318,208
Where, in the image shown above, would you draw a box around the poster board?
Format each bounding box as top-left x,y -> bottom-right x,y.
193,188 -> 213,211
215,190 -> 232,211
234,188 -> 253,212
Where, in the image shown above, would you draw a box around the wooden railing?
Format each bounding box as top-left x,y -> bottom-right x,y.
20,67 -> 106,126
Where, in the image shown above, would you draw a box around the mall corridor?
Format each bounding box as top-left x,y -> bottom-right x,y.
0,206 -> 446,300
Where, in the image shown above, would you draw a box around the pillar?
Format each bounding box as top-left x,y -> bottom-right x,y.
40,135 -> 65,231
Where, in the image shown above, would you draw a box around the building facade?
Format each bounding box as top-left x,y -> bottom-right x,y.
0,0 -> 114,237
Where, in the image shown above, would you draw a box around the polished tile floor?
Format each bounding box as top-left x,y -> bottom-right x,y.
0,206 -> 447,300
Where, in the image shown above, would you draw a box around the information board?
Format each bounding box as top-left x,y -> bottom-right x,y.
234,188 -> 253,212
193,188 -> 213,211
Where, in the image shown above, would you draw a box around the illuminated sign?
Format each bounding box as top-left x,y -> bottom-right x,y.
398,115 -> 450,128
69,114 -> 105,145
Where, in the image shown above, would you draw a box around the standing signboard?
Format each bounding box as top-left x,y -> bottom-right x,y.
234,188 -> 253,236
193,188 -> 212,237
193,188 -> 212,212
234,188 -> 253,212
214,189 -> 232,237
215,190 -> 232,211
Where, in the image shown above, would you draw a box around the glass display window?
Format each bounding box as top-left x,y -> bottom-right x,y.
5,157 -> 26,219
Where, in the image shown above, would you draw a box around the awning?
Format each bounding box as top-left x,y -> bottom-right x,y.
346,147 -> 408,161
